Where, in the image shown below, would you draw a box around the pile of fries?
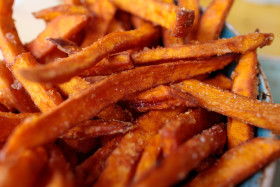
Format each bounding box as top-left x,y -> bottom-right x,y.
0,0 -> 280,186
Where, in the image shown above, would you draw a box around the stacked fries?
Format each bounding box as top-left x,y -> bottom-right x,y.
0,0 -> 279,186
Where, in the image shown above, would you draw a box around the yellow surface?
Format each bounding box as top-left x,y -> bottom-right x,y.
200,0 -> 280,56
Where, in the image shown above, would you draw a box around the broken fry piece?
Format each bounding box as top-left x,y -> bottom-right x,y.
112,0 -> 195,37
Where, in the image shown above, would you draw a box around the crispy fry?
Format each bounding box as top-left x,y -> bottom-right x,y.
227,50 -> 258,148
132,33 -> 273,65
0,112 -> 36,143
0,62 -> 38,113
0,147 -> 47,187
33,4 -> 92,22
2,54 -> 235,156
62,137 -> 99,153
178,0 -> 200,41
204,73 -> 232,90
58,77 -> 90,97
75,136 -> 122,186
20,25 -> 158,83
39,49 -> 68,64
107,18 -> 125,34
26,14 -> 89,59
112,0 -> 195,37
174,79 -> 280,131
81,0 -> 116,47
84,76 -> 107,84
63,119 -> 134,139
186,138 -> 280,187
47,37 -> 80,55
132,124 -> 227,187
95,109 -> 182,187
126,85 -> 198,112
12,53 -> 64,112
196,0 -> 234,41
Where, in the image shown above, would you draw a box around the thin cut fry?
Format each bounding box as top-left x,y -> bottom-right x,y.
174,79 -> 280,131
58,77 -> 90,97
12,53 -> 63,112
227,50 -> 258,148
32,4 -> 92,22
2,54 -> 235,156
95,109 -> 183,187
204,73 -> 232,90
186,138 -> 280,187
62,119 -> 134,139
47,37 -> 80,55
26,14 -> 89,59
196,0 -> 234,42
20,25 -> 158,83
132,124 -> 227,187
112,0 -> 195,37
132,33 -> 273,65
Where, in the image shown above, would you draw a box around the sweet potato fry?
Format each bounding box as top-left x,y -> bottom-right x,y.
84,76 -> 107,84
63,0 -> 81,5
47,37 -> 80,55
174,79 -> 280,131
196,0 -> 234,42
227,50 -> 258,148
131,124 -> 227,187
106,18 -> 125,34
0,104 -> 8,112
63,137 -> 99,154
97,104 -> 133,122
75,136 -> 123,186
2,54 -> 234,156
81,0 -> 116,47
112,0 -> 195,37
126,85 -> 198,112
26,14 -> 89,59
115,10 -> 132,31
204,73 -> 232,90
0,0 -> 13,16
132,33 -> 273,65
95,109 -> 182,187
58,77 -> 90,97
20,25 -> 158,83
0,62 -> 38,113
62,119 -> 134,139
178,0 -> 200,41
186,138 -> 280,187
33,4 -> 92,22
0,147 -> 47,187
39,49 -> 68,64
12,53 -> 64,112
0,112 -> 36,143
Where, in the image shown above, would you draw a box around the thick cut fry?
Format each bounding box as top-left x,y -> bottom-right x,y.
0,112 -> 36,143
20,25 -> 158,83
187,138 -> 280,187
26,14 -> 89,59
2,55 -> 234,156
12,53 -> 63,112
95,109 -> 182,187
174,79 -> 280,131
81,0 -> 116,47
196,0 -> 234,42
178,0 -> 200,41
126,85 -> 198,112
33,4 -> 92,22
204,73 -> 232,90
62,119 -> 134,139
112,0 -> 195,37
227,50 -> 258,148
75,136 -> 122,186
0,147 -> 47,187
132,33 -> 273,65
0,62 -> 38,112
132,124 -> 227,187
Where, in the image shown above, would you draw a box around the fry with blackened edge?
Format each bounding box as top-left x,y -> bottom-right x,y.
132,124 -> 227,187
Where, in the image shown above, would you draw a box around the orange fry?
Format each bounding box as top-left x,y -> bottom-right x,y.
26,14 -> 89,59
2,54 -> 234,156
106,18 -> 125,34
204,73 -> 232,90
20,25 -> 158,83
58,76 -> 90,97
32,4 -> 92,22
132,124 -> 227,187
187,138 -> 280,187
63,0 -> 81,5
0,104 -> 8,112
62,137 -> 99,154
132,33 -> 273,65
0,147 -> 47,187
196,0 -> 234,42
0,0 -> 13,16
12,53 -> 63,112
174,79 -> 280,131
47,37 -> 81,55
227,50 -> 258,148
112,0 -> 195,37
95,109 -> 182,187
62,119 -> 134,139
